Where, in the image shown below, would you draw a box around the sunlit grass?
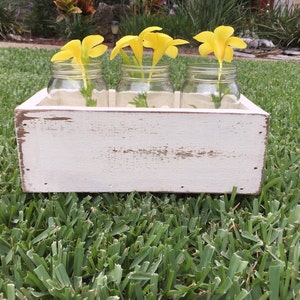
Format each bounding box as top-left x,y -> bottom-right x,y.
0,48 -> 299,299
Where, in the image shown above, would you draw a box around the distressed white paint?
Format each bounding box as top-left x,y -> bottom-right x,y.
14,89 -> 269,194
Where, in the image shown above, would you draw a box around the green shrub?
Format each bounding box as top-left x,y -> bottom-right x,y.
0,1 -> 20,39
251,3 -> 300,47
56,14 -> 98,40
53,0 -> 99,40
94,0 -> 129,5
182,0 -> 246,32
23,0 -> 57,37
120,0 -> 248,43
119,12 -> 190,39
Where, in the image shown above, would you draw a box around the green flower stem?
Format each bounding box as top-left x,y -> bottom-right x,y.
80,64 -> 96,107
213,62 -> 223,109
81,65 -> 88,90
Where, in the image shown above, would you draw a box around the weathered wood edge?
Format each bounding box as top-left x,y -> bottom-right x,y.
14,89 -> 270,195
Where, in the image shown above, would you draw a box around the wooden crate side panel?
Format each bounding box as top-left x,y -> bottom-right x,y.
15,108 -> 268,194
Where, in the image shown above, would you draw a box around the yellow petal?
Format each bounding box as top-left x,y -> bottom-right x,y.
223,46 -> 234,62
165,45 -> 178,59
214,25 -> 234,41
81,35 -> 106,63
151,43 -> 168,65
172,38 -> 189,46
193,31 -> 214,43
139,26 -> 162,39
117,35 -> 137,46
144,33 -> 170,65
61,39 -> 82,64
110,35 -> 136,60
61,39 -> 81,51
51,50 -> 73,62
129,38 -> 144,65
89,44 -> 108,58
227,36 -> 247,49
147,33 -> 171,47
152,49 -> 165,66
214,41 -> 226,62
198,43 -> 214,57
143,32 -> 159,48
110,46 -> 121,60
82,35 -> 104,53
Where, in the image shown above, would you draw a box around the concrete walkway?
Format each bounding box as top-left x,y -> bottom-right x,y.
0,41 -> 61,49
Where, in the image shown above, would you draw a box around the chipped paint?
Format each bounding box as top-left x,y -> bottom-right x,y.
14,89 -> 270,194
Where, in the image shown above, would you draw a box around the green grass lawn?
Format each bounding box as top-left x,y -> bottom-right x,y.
0,48 -> 299,300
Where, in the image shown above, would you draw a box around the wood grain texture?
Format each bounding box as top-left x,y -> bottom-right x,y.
15,89 -> 269,194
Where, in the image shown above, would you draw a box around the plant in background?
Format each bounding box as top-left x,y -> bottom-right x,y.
54,0 -> 95,18
120,0 -> 247,44
0,1 -> 20,39
144,0 -> 167,15
251,3 -> 300,47
54,0 -> 97,39
54,0 -> 82,21
23,0 -> 57,38
194,25 -> 247,108
50,35 -> 107,106
77,0 -> 96,15
130,0 -> 167,16
168,2 -> 179,15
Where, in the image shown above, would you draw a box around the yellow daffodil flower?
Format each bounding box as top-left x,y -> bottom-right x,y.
193,25 -> 246,68
143,32 -> 189,66
51,35 -> 107,64
110,26 -> 189,108
193,26 -> 246,108
110,26 -> 162,65
50,35 -> 107,106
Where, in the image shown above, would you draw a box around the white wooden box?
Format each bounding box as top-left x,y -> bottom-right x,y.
14,89 -> 269,194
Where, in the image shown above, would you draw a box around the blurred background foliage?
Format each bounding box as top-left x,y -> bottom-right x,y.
0,0 -> 299,47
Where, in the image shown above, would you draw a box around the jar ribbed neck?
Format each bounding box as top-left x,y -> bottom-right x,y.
186,63 -> 237,83
50,61 -> 103,80
120,64 -> 171,82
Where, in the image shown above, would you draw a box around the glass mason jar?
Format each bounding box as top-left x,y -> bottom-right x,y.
116,63 -> 174,108
181,64 -> 240,109
47,60 -> 108,107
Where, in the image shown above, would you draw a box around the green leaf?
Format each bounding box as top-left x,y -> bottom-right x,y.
73,240 -> 85,277
109,264 -> 123,286
269,263 -> 283,300
129,92 -> 148,107
7,283 -> 15,300
216,277 -> 233,295
54,263 -> 71,287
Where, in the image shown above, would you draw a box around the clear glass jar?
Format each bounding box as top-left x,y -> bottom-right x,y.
181,64 -> 240,109
47,60 -> 108,107
116,64 -> 174,108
